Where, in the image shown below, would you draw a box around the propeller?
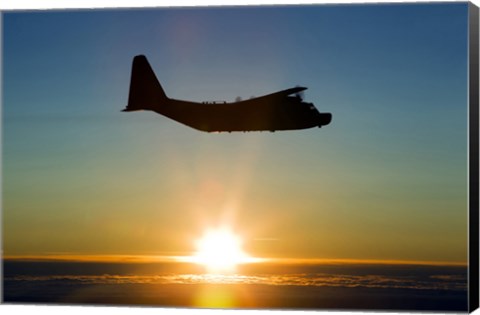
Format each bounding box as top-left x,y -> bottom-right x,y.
295,85 -> 305,101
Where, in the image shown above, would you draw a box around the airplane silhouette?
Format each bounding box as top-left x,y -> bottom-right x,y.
123,55 -> 332,132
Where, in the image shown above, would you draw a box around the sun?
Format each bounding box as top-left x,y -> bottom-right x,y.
191,227 -> 252,273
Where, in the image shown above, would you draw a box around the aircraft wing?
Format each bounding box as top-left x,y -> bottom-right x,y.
249,86 -> 308,103
274,86 -> 307,96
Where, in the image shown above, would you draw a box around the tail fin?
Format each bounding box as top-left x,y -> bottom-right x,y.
123,55 -> 168,112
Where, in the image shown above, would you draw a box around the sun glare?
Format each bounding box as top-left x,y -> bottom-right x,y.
191,227 -> 253,273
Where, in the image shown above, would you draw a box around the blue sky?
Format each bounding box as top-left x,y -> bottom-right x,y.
2,3 -> 470,262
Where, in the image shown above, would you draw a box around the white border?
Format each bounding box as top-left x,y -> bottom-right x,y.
0,0 -> 479,10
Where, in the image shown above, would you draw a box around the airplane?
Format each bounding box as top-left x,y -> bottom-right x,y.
122,55 -> 332,132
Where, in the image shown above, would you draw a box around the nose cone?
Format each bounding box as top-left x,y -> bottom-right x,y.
318,112 -> 332,127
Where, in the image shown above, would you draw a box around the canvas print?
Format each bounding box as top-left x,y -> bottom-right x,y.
2,2 -> 479,312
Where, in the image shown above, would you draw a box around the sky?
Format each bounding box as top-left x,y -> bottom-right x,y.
2,2 -> 470,263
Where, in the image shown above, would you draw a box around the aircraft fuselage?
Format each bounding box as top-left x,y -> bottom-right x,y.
147,97 -> 331,132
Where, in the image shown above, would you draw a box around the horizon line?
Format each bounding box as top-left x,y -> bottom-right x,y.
2,254 -> 468,267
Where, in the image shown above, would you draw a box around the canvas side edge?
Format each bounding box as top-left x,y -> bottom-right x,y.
469,1 -> 480,313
